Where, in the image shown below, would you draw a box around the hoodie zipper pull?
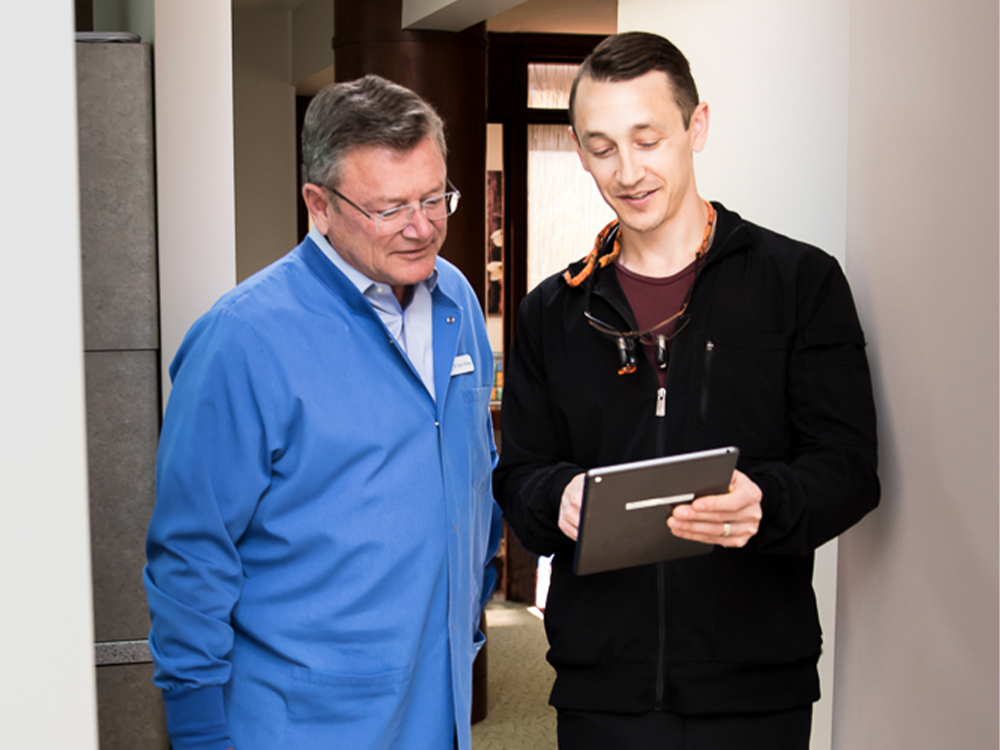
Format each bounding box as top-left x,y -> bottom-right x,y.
656,387 -> 666,417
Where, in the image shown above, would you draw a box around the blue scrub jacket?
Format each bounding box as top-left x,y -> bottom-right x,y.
144,237 -> 502,750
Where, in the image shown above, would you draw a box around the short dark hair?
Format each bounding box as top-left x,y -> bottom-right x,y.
569,32 -> 700,130
301,74 -> 447,188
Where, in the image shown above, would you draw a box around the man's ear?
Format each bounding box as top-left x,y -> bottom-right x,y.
570,125 -> 592,173
689,101 -> 710,153
302,183 -> 332,235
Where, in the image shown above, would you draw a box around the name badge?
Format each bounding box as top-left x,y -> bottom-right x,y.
451,354 -> 475,377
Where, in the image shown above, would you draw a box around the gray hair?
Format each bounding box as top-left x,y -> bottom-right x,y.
301,74 -> 447,188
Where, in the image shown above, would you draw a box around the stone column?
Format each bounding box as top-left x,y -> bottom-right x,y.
77,39 -> 168,749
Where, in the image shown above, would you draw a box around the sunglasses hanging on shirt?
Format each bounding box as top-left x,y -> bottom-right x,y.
584,276 -> 698,375
581,203 -> 715,376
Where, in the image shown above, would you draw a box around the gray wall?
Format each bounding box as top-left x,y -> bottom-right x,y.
834,0 -> 999,746
77,41 -> 169,749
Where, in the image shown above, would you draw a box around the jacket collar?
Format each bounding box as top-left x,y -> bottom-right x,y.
704,202 -> 752,266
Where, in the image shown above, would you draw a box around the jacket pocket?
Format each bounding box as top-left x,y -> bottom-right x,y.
283,664 -> 412,750
698,331 -> 791,457
710,552 -> 822,662
462,385 -> 494,496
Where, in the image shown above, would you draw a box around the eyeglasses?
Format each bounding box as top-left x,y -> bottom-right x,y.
324,180 -> 461,235
585,305 -> 694,375
583,254 -> 703,375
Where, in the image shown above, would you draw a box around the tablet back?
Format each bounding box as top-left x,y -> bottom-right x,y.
573,446 -> 739,575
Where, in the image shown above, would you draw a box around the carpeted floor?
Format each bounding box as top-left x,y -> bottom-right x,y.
472,600 -> 558,749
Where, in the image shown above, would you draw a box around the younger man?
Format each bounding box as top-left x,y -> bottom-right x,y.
494,32 -> 879,749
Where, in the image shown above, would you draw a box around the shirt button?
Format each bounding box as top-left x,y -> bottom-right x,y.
446,316 -> 455,324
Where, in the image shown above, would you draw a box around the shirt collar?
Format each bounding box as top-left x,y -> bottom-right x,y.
309,226 -> 439,296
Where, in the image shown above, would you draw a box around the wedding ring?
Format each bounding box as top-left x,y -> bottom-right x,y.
723,523 -> 731,538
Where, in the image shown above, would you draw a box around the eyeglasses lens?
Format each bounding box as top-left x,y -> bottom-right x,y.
375,192 -> 460,234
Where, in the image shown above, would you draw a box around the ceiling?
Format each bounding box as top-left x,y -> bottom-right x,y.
232,0 -> 311,8
234,0 -> 616,93
232,0 -> 617,34
487,0 -> 616,34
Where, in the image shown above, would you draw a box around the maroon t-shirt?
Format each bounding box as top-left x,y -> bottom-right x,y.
615,260 -> 697,386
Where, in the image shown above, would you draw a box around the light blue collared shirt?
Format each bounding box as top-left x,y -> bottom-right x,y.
309,227 -> 438,400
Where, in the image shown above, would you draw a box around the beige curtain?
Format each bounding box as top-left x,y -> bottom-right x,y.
527,124 -> 616,291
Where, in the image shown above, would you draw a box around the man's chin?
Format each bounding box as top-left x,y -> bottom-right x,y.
391,257 -> 439,286
616,214 -> 662,236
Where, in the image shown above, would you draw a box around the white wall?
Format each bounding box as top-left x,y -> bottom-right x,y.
835,0 -> 999,746
233,8 -> 300,282
619,0 -> 850,260
618,3 -> 850,748
155,0 -> 237,399
0,3 -> 99,748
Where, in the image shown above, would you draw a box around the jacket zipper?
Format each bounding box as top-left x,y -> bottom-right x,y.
655,562 -> 666,709
700,339 -> 715,422
654,366 -> 668,708
586,217 -> 749,714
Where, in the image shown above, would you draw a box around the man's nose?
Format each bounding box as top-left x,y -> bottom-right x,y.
401,204 -> 437,239
616,149 -> 645,187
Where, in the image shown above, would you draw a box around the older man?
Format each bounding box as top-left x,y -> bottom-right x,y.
145,75 -> 501,750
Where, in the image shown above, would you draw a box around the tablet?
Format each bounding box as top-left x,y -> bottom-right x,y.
573,446 -> 740,576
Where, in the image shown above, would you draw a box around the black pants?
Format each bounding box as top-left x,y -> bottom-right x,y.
557,705 -> 812,750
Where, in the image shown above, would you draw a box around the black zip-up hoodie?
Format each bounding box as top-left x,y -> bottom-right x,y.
493,202 -> 879,715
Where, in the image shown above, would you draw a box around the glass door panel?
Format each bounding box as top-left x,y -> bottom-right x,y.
527,123 -> 615,291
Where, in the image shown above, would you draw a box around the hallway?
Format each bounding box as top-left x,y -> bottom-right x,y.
473,601 -> 557,748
